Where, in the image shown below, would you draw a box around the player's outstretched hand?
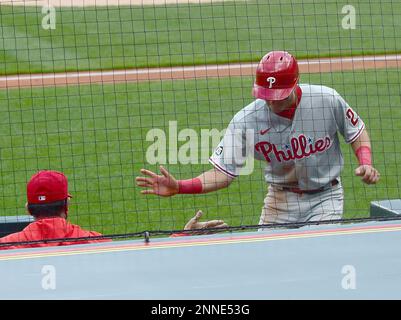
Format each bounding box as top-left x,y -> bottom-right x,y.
355,165 -> 380,184
136,166 -> 179,197
184,210 -> 228,235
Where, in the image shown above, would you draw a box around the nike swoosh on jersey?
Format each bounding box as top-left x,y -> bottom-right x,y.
260,128 -> 271,135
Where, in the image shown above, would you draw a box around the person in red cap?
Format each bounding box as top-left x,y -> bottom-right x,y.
0,171 -> 227,249
0,170 -> 109,250
136,51 -> 379,226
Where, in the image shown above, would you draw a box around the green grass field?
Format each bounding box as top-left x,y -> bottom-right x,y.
1,0 -> 401,75
0,68 -> 399,235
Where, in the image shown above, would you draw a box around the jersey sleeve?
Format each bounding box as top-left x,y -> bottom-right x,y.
332,90 -> 365,144
209,119 -> 249,178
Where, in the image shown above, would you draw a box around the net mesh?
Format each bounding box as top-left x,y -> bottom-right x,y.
0,0 -> 400,243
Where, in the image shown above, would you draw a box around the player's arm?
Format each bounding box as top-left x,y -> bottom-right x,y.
137,115 -> 247,196
331,90 -> 380,185
350,129 -> 380,185
136,166 -> 234,197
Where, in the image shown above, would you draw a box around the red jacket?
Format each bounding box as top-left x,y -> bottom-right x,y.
0,217 -> 110,250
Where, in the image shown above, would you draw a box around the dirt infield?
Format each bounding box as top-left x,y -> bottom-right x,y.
1,2 -> 399,90
0,54 -> 400,89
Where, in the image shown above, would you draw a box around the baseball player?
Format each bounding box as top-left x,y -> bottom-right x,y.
0,170 -> 109,250
0,171 -> 226,249
136,51 -> 380,225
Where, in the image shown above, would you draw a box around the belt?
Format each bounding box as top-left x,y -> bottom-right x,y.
279,179 -> 339,195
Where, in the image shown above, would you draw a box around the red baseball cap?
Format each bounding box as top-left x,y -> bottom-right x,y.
27,170 -> 72,204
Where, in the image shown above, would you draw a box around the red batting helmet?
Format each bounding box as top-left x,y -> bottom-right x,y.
252,51 -> 299,101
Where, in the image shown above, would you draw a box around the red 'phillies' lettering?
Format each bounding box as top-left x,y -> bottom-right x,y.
346,108 -> 358,126
255,141 -> 273,162
255,135 -> 332,163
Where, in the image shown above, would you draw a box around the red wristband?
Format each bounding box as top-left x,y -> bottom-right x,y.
356,146 -> 372,166
178,178 -> 203,194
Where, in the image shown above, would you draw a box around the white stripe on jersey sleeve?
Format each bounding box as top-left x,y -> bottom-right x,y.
208,158 -> 238,178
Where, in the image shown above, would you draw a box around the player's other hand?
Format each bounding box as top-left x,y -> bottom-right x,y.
136,166 -> 179,197
355,165 -> 380,184
184,210 -> 228,235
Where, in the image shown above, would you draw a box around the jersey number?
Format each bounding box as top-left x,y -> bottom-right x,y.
346,108 -> 358,126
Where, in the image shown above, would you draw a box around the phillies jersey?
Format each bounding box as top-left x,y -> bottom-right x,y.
209,84 -> 365,190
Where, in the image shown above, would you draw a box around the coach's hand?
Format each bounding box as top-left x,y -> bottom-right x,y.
136,166 -> 179,196
184,210 -> 228,235
355,165 -> 380,184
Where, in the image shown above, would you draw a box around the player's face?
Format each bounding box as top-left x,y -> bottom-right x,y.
266,90 -> 295,114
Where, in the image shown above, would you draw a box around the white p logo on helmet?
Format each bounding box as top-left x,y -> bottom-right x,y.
266,76 -> 276,88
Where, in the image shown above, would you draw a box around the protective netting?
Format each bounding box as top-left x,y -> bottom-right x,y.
0,0 -> 400,243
